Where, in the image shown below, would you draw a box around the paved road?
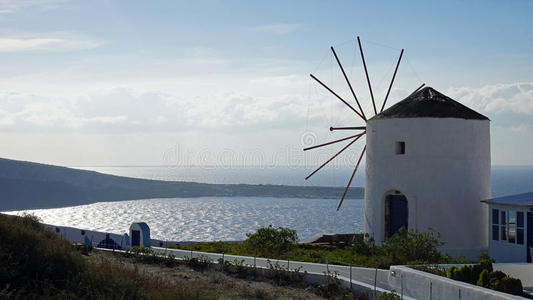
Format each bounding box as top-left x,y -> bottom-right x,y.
151,246 -> 391,290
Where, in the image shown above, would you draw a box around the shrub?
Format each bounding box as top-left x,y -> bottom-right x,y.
500,276 -> 523,296
477,269 -> 490,287
378,290 -> 401,300
265,260 -> 306,286
447,253 -> 523,296
319,270 -> 344,299
381,228 -> 445,265
245,225 -> 298,257
183,255 -> 213,271
221,259 -> 249,277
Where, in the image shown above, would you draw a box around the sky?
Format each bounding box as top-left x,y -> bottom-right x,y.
0,0 -> 532,167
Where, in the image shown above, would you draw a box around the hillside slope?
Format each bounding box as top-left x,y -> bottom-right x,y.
0,158 -> 363,211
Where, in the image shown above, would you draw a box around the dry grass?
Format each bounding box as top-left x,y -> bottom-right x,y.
92,250 -> 324,300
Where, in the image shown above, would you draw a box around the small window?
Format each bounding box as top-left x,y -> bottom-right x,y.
395,141 -> 405,155
492,225 -> 499,241
517,211 -> 524,227
501,211 -> 507,240
508,210 -> 516,244
492,209 -> 499,224
517,211 -> 525,245
517,228 -> 524,245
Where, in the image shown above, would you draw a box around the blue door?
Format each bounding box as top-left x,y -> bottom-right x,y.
388,194 -> 408,237
132,230 -> 140,247
526,212 -> 533,262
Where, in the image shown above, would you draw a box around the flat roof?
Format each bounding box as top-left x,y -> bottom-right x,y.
482,192 -> 533,207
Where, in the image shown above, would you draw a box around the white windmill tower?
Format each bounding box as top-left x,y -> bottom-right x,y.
305,37 -> 490,257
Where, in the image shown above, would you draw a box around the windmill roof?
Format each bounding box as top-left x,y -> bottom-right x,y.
370,87 -> 489,120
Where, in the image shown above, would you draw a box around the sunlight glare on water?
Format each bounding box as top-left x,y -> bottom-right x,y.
5,197 -> 364,242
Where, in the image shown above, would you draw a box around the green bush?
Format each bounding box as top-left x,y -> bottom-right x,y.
245,225 -> 298,257
378,290 -> 401,300
476,269 -> 490,287
447,253 -> 522,296
381,228 -> 445,265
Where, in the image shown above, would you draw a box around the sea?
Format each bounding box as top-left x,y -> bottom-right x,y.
4,165 -> 533,242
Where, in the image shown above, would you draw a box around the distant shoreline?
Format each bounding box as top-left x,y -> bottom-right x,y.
0,157 -> 364,211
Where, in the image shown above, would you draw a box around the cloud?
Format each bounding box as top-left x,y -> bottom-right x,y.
0,0 -> 69,14
0,38 -> 100,52
251,23 -> 301,35
0,84 -> 331,135
447,82 -> 533,116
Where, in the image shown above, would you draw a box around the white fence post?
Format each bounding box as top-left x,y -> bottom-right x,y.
374,268 -> 378,299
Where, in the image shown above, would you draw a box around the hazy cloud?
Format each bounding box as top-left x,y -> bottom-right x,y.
0,0 -> 70,14
0,38 -> 100,52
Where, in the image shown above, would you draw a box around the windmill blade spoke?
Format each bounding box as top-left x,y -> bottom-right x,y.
309,74 -> 366,121
357,36 -> 377,115
305,132 -> 365,180
330,126 -> 366,131
380,49 -> 404,113
336,146 -> 366,211
304,132 -> 365,151
330,46 -> 367,121
409,83 -> 426,97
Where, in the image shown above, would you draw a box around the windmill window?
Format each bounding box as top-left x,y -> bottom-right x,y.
395,141 -> 405,155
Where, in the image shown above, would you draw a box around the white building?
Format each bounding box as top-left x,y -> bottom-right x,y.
364,87 -> 491,258
483,192 -> 533,262
129,222 -> 151,248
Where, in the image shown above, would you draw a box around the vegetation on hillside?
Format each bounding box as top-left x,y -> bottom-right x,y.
1,214 -> 329,299
0,214 -> 217,298
168,226 -> 453,269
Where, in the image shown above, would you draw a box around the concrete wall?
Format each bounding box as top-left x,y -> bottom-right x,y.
389,265 -> 525,300
45,224 -> 128,249
365,118 -> 491,251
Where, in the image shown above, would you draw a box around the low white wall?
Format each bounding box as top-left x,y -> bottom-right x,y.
494,263 -> 533,287
45,224 -> 127,249
389,266 -> 526,300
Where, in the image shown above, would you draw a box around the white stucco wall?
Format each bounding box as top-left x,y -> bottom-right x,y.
130,222 -> 149,248
365,118 -> 491,252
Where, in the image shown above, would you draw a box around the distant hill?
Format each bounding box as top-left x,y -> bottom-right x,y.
0,158 -> 364,211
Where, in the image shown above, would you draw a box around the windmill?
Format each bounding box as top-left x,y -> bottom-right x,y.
304,36 -> 424,211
